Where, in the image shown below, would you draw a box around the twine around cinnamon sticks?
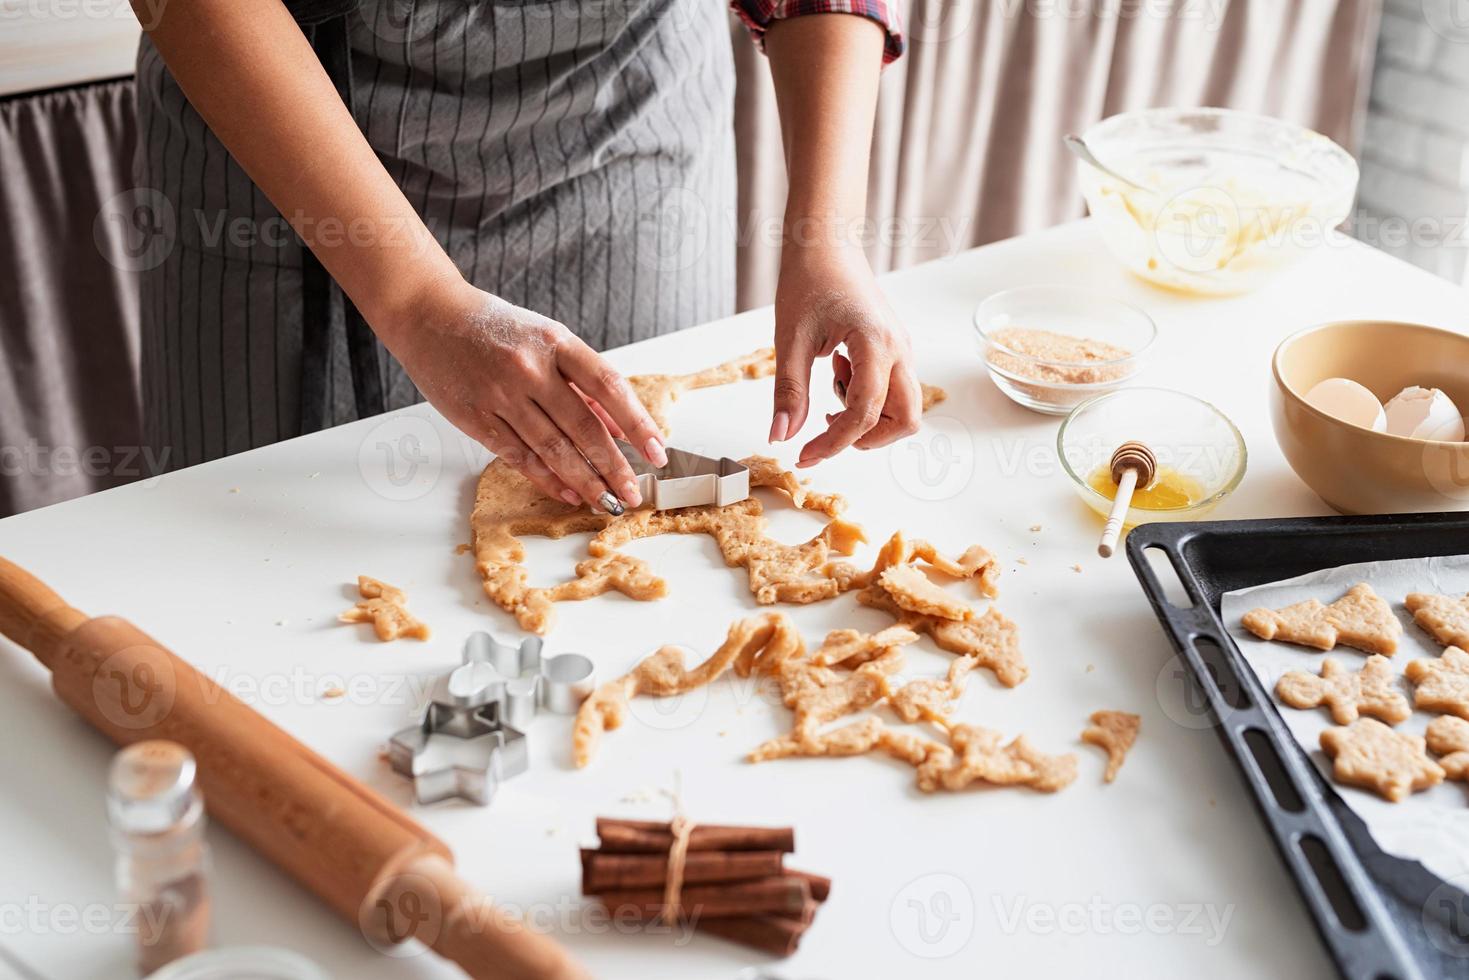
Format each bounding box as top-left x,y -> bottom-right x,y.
581,817 -> 829,957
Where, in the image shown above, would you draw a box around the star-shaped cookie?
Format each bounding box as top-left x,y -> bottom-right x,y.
1274,655 -> 1410,725
1241,583 -> 1400,655
1404,592 -> 1469,648
1319,718 -> 1444,802
1426,716 -> 1469,782
1403,645 -> 1469,721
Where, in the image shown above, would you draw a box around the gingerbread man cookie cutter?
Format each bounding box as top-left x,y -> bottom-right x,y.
387,667 -> 529,806
617,441 -> 750,510
461,631 -> 596,729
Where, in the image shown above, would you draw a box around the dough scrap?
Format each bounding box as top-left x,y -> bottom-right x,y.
1405,592 -> 1469,648
1404,645 -> 1469,721
572,612 -> 800,768
885,656 -> 980,724
864,530 -> 1000,598
1425,716 -> 1469,781
1081,710 -> 1140,783
578,609 -> 1065,795
338,576 -> 430,641
857,583 -> 1027,687
878,564 -> 973,621
1319,718 -> 1444,802
1241,583 -> 1400,655
467,350 -> 940,634
810,626 -> 922,668
916,723 -> 1077,793
1274,656 -> 1411,725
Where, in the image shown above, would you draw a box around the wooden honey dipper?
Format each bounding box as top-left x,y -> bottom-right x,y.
1097,441 -> 1157,558
0,555 -> 586,980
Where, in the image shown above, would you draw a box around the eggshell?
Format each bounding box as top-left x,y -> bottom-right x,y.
1304,378 -> 1386,432
1383,385 -> 1465,441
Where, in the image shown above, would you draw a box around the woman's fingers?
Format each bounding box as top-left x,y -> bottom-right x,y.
557,341 -> 667,467
539,383 -> 642,507
574,386 -> 625,440
831,350 -> 853,404
855,359 -> 922,449
797,338 -> 890,467
512,402 -> 630,513
771,323 -> 820,443
482,418 -> 581,506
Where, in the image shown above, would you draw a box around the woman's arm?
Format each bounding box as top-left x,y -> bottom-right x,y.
764,13 -> 921,466
132,0 -> 665,510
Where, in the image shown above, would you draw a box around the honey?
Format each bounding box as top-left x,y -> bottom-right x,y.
1087,464 -> 1205,511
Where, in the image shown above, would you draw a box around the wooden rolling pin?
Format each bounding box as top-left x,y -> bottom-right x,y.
0,555 -> 585,980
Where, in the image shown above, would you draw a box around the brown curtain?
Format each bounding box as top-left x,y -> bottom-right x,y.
732,0 -> 1384,309
0,78 -> 142,517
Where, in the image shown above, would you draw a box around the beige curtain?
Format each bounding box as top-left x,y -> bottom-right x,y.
732,0 -> 1384,309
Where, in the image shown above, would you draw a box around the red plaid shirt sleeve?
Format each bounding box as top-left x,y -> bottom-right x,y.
731,0 -> 906,65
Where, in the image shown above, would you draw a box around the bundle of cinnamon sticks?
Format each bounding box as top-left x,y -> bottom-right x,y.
581,817 -> 830,957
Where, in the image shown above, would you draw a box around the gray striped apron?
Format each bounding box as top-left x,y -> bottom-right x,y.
133,0 -> 737,469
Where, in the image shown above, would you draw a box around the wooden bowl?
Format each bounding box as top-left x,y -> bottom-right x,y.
1272,320 -> 1469,514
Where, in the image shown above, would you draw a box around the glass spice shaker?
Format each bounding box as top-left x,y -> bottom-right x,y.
107,741 -> 213,976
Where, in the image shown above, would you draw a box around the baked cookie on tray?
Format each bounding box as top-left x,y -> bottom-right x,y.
1319,718 -> 1444,802
1403,645 -> 1469,721
1241,583 -> 1400,656
1404,591 -> 1469,649
1425,716 -> 1469,782
1274,656 -> 1410,726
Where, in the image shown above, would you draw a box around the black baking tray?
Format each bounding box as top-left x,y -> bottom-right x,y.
1126,513 -> 1469,980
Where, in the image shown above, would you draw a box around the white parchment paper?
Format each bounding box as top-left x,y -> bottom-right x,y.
1221,556 -> 1469,887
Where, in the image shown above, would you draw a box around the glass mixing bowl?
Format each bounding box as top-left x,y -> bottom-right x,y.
1077,107 -> 1359,295
1058,387 -> 1247,525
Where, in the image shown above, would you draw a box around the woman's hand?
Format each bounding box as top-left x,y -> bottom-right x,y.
381,277 -> 667,512
770,246 -> 921,467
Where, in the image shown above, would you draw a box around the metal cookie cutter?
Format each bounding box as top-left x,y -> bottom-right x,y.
617,442 -> 749,510
462,631 -> 596,727
387,668 -> 528,806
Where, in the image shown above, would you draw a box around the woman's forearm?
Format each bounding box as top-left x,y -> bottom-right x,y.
764,13 -> 886,249
132,0 -> 462,340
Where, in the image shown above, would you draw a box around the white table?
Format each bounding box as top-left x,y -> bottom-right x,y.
4,219 -> 1465,980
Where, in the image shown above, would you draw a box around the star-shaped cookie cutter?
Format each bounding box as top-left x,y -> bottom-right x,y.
387,667 -> 528,806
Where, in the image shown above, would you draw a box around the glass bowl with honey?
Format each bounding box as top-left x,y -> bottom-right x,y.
1057,387 -> 1247,525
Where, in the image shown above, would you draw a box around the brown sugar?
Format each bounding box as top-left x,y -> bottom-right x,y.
986,327 -> 1132,384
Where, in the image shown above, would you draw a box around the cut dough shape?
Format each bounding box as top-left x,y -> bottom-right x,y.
1081,710 -> 1140,783
1274,656 -> 1410,725
1240,583 -> 1400,655
857,583 -> 1027,687
466,350 -> 947,634
1319,718 -> 1444,802
338,576 -> 430,641
1425,716 -> 1469,781
1404,645 -> 1469,721
1404,592 -> 1469,648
